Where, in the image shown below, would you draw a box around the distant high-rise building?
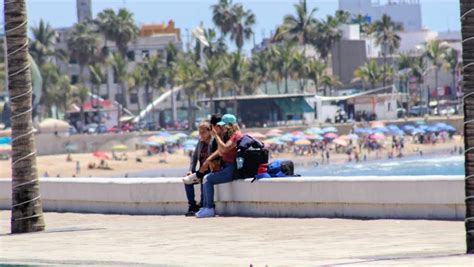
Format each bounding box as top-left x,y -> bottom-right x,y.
339,0 -> 422,32
77,0 -> 92,23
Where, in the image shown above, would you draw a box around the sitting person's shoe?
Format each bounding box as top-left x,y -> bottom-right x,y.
185,204 -> 200,217
196,208 -> 215,218
182,173 -> 200,185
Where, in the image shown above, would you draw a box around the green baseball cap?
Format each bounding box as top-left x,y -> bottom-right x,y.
216,114 -> 237,126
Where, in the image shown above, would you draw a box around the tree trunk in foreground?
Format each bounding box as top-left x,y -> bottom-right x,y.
461,0 -> 474,253
5,0 -> 45,234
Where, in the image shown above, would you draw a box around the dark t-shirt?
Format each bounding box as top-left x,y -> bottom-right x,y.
199,142 -> 209,166
210,138 -> 218,153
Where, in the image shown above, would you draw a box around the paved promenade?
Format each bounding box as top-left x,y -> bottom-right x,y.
0,211 -> 473,266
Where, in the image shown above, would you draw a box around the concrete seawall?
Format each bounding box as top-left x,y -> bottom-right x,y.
0,176 -> 465,220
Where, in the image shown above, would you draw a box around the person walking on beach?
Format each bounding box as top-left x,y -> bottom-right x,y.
196,114 -> 243,218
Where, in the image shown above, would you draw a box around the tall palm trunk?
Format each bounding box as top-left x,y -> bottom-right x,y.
461,0 -> 474,253
187,94 -> 193,130
435,68 -> 439,115
5,0 -> 45,233
382,45 -> 387,87
284,72 -> 289,94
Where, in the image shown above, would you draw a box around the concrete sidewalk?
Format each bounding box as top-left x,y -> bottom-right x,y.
0,211 -> 472,266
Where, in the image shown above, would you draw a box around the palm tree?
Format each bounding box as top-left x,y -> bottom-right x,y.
352,59 -> 382,89
199,57 -> 223,113
95,8 -> 139,57
305,58 -> 326,93
5,0 -> 45,234
290,51 -> 306,92
29,20 -> 56,66
202,28 -> 228,58
165,43 -> 179,125
67,22 -> 99,83
321,74 -> 342,96
211,0 -> 234,38
39,62 -> 61,117
373,14 -> 403,87
55,74 -> 73,119
276,0 -> 318,52
229,3 -> 256,52
128,65 -> 146,114
224,51 -> 248,115
176,55 -> 203,129
108,53 -> 129,109
460,0 -> 474,253
270,42 -> 297,93
71,84 -> 90,131
424,39 -> 448,113
89,63 -> 106,109
352,14 -> 374,36
142,54 -> 165,108
313,13 -> 346,63
444,48 -> 460,100
251,50 -> 271,94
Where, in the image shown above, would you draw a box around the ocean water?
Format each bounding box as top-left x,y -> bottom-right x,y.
299,155 -> 464,177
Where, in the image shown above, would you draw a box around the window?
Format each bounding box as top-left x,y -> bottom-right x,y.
130,93 -> 138,104
142,50 -> 149,59
115,93 -> 125,106
113,69 -> 118,84
71,75 -> 78,85
127,50 -> 135,61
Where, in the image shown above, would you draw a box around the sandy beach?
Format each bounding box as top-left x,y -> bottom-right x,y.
0,135 -> 463,178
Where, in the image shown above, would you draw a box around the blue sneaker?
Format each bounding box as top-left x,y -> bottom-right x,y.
196,208 -> 215,218
195,208 -> 205,216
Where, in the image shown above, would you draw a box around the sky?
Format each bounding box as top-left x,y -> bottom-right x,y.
1,0 -> 462,53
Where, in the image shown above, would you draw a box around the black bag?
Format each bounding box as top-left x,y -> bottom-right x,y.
233,148 -> 269,179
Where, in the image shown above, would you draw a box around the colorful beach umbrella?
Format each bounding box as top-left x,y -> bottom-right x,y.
294,139 -> 311,146
370,121 -> 386,128
323,127 -> 338,133
0,137 -> 11,145
183,139 -> 198,146
347,134 -> 359,140
333,138 -> 348,146
175,132 -> 188,138
0,144 -> 11,153
266,132 -> 282,137
191,131 -> 199,137
112,145 -> 128,152
370,133 -> 385,140
93,152 -> 110,160
324,132 -> 338,139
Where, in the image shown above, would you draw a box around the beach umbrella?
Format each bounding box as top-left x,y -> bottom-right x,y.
175,132 -> 188,138
279,134 -> 294,142
267,128 -> 283,134
0,144 -> 11,153
372,127 -> 389,133
354,128 -> 370,134
339,135 -> 350,140
415,121 -> 426,125
294,139 -> 311,146
347,133 -> 359,140
307,127 -> 323,134
0,137 -> 11,145
305,134 -> 321,140
324,132 -> 338,139
183,139 -> 198,146
410,129 -> 425,135
387,124 -> 400,131
290,131 -> 305,136
403,125 -> 415,132
418,124 -> 429,130
93,152 -> 110,160
248,132 -> 266,139
322,127 -> 338,133
370,121 -> 385,128
112,145 -> 128,152
392,129 -> 405,136
333,138 -> 348,146
445,125 -> 456,132
266,132 -> 282,137
369,133 -> 385,140
157,131 -> 171,137
183,145 -> 195,152
426,126 -> 441,133
191,131 -> 199,137
165,136 -> 179,144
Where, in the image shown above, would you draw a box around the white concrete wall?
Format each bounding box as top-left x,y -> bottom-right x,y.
0,176 -> 465,220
